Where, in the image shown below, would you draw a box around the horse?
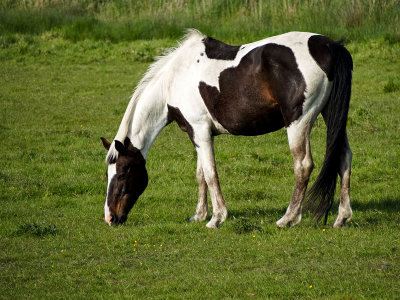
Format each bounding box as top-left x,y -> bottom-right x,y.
101,29 -> 353,228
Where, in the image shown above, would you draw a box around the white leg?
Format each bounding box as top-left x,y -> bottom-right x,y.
195,135 -> 227,228
277,125 -> 314,227
333,133 -> 353,228
189,155 -> 209,222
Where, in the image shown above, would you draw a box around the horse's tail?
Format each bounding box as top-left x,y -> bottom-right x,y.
305,41 -> 353,224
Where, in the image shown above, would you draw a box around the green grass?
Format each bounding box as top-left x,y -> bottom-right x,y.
1,4 -> 400,298
1,0 -> 400,43
383,76 -> 400,93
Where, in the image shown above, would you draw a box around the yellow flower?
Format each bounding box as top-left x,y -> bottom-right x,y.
309,285 -> 312,288
322,228 -> 326,232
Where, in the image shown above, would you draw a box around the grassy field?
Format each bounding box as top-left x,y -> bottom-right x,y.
1,0 -> 400,43
1,1 -> 400,299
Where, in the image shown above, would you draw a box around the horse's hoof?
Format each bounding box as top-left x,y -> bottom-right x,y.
276,218 -> 287,228
332,217 -> 348,228
189,213 -> 208,223
206,220 -> 220,229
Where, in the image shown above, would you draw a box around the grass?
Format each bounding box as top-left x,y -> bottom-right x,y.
1,35 -> 399,299
17,222 -> 58,237
1,2 -> 400,298
383,76 -> 400,93
1,0 -> 400,43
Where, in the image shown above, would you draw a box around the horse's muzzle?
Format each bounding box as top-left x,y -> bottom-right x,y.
107,214 -> 127,226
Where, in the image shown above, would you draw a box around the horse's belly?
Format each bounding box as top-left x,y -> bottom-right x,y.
199,80 -> 285,136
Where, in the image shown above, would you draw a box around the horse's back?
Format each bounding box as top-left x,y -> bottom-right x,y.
196,32 -> 333,135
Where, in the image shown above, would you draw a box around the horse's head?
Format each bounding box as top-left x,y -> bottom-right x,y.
101,137 -> 148,226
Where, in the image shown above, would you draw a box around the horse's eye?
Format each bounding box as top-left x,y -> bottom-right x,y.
121,186 -> 128,194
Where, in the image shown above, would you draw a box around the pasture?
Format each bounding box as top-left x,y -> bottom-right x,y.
1,1 -> 400,299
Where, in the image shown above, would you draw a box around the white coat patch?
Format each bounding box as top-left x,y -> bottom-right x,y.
104,163 -> 117,225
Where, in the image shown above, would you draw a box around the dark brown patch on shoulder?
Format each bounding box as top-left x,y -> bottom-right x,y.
203,36 -> 240,60
308,35 -> 335,81
167,105 -> 198,147
198,43 -> 306,134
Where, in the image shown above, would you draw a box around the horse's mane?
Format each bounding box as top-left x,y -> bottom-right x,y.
106,29 -> 205,164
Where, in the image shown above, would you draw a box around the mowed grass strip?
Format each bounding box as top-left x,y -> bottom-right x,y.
0,36 -> 399,298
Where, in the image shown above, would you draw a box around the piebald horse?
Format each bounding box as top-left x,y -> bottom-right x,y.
101,30 -> 353,228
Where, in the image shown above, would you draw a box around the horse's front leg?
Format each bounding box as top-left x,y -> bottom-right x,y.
195,135 -> 227,228
189,155 -> 209,222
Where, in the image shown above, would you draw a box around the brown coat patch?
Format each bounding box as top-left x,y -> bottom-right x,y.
308,35 -> 335,81
167,105 -> 198,146
203,36 -> 240,60
198,43 -> 306,135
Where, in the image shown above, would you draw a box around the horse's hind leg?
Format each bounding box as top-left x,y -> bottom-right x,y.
320,109 -> 353,228
195,135 -> 227,228
333,131 -> 353,227
277,124 -> 314,227
189,155 -> 209,222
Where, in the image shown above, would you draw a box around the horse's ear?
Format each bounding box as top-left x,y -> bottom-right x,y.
123,137 -> 143,159
124,137 -> 132,148
114,140 -> 126,155
101,137 -> 111,150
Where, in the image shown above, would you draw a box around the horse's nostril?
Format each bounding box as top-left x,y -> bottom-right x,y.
107,214 -> 127,226
106,215 -> 113,225
109,215 -> 117,226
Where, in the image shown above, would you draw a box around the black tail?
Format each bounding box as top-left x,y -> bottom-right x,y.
305,41 -> 353,224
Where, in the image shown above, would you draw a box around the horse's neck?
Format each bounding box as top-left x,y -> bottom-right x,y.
127,85 -> 168,160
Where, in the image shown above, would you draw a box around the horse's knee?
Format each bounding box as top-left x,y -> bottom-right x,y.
203,167 -> 219,188
304,158 -> 314,178
294,157 -> 314,182
196,168 -> 205,185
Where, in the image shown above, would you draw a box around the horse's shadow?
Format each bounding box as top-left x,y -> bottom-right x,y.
351,197 -> 400,213
226,196 -> 400,224
228,206 -> 285,221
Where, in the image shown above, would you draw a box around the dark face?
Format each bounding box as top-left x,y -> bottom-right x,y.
101,137 -> 148,226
